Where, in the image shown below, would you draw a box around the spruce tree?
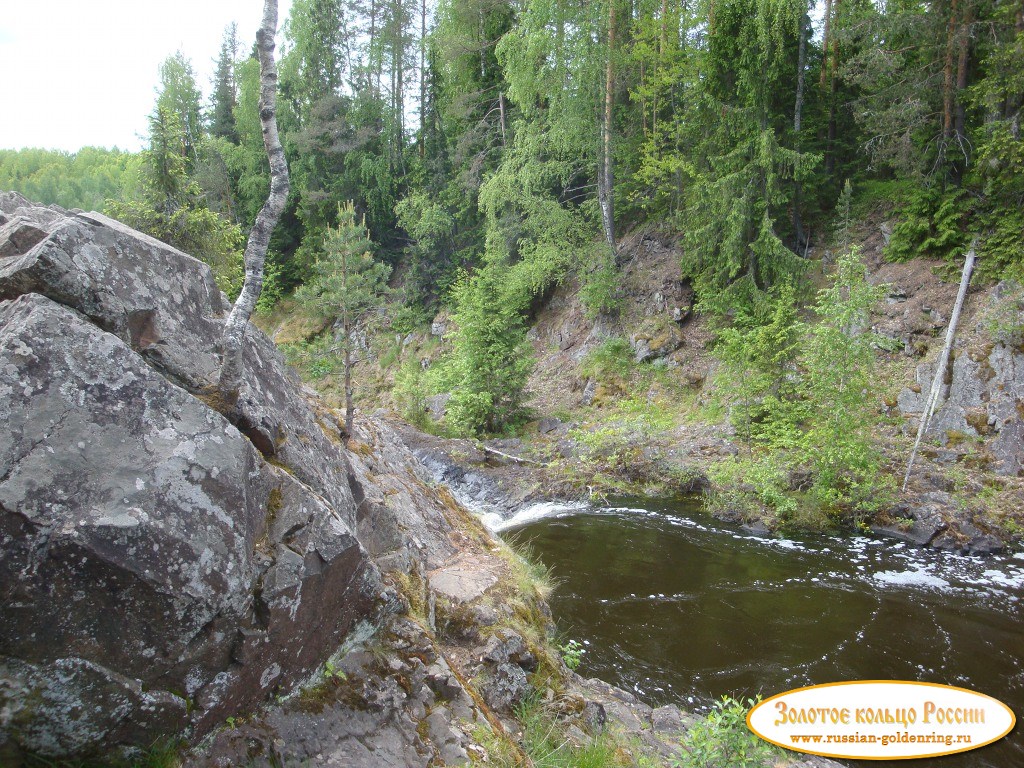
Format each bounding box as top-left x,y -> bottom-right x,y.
211,23 -> 240,142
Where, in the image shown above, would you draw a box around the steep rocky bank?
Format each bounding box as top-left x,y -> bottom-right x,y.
0,194 -> 844,767
372,224 -> 1023,554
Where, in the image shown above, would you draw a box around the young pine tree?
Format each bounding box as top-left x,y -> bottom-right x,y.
296,202 -> 391,435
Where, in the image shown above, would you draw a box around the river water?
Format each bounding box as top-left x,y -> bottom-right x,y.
500,497 -> 1024,768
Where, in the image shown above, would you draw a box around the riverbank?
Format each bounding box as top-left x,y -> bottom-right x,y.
261,217 -> 1024,556
187,420 -> 846,768
391,416 -> 1019,557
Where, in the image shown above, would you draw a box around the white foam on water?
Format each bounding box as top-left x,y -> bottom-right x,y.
873,567 -> 951,591
981,568 -> 1024,590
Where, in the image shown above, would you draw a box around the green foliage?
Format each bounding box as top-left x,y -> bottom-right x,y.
981,281 -> 1024,348
394,358 -> 431,428
579,248 -> 623,318
155,52 -> 204,167
558,639 -> 585,671
706,456 -> 798,521
709,250 -> 892,523
57,0 -> 1024,440
0,147 -> 133,211
798,249 -> 893,515
296,201 -> 392,323
294,201 -> 392,394
20,739 -> 182,768
675,696 -> 780,768
885,186 -> 969,264
255,257 -> 286,314
712,283 -> 803,449
281,335 -> 342,379
513,696 -> 624,768
580,338 -> 635,384
105,111 -> 245,299
444,262 -> 534,435
667,0 -> 820,313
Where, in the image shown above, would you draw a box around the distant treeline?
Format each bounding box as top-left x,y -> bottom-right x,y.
0,147 -> 137,213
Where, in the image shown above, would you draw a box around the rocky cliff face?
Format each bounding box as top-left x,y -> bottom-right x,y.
0,193 -> 419,760
897,281 -> 1024,477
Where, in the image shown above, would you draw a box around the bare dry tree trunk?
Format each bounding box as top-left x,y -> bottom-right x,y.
902,241 -> 976,492
219,0 -> 290,402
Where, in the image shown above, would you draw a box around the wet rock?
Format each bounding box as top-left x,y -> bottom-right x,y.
967,534 -> 1003,555
871,498 -> 949,546
430,556 -> 499,604
651,704 -> 684,733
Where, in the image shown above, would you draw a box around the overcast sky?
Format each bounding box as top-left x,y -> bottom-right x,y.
0,0 -> 293,152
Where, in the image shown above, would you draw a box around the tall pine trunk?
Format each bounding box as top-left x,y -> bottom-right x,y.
419,0 -> 426,158
943,0 -> 960,143
600,0 -> 616,251
951,0 -> 974,183
793,10 -> 808,250
822,0 -> 841,176
219,0 -> 289,402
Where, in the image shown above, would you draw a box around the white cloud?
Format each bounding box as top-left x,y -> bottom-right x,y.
0,0 -> 292,152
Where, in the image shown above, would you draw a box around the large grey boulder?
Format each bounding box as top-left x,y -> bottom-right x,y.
0,203 -> 359,526
0,200 -> 385,760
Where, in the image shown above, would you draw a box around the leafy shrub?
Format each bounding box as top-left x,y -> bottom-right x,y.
444,265 -> 534,435
676,697 -> 780,768
706,456 -> 797,521
708,251 -> 894,524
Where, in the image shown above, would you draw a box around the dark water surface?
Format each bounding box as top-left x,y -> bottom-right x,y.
505,497 -> 1024,768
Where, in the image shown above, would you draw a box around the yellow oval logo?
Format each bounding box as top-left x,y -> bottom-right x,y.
746,681 -> 1015,760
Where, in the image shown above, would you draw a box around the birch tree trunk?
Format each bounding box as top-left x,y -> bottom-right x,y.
218,0 -> 290,402
902,242 -> 976,491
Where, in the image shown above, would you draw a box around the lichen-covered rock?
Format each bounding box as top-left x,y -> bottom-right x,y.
189,617 -> 484,768
0,202 -> 361,526
0,200 -> 386,760
896,285 -> 1024,476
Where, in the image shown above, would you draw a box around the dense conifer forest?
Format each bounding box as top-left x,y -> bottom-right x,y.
2,0 -> 1022,524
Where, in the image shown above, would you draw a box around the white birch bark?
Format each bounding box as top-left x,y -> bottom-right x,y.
219,0 -> 290,400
